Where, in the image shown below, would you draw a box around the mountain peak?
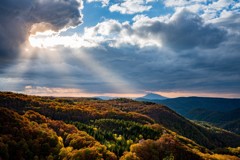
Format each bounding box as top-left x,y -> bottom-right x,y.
141,93 -> 167,100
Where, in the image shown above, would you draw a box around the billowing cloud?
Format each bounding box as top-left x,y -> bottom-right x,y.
73,10 -> 226,50
109,0 -> 154,14
210,11 -> 240,34
87,0 -> 157,14
164,0 -> 240,22
0,0 -> 82,68
133,10 -> 227,50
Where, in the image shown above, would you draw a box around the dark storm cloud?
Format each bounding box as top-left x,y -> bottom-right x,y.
72,10 -> 238,95
0,0 -> 82,68
134,10 -> 227,50
95,45 -> 240,94
3,37 -> 240,95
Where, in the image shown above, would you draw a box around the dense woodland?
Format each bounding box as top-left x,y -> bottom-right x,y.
0,92 -> 240,160
137,97 -> 240,134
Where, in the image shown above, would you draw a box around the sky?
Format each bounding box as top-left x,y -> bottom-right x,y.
0,0 -> 240,98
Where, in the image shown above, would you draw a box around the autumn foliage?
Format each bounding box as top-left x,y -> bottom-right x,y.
0,92 -> 240,160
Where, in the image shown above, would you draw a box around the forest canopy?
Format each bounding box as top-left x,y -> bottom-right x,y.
0,92 -> 240,160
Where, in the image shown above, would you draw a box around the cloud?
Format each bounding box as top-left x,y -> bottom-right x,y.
28,20 -> 123,48
29,9 -> 228,52
0,0 -> 83,68
109,0 -> 154,14
163,0 -> 206,8
23,85 -> 82,96
29,33 -> 98,48
210,11 -> 240,34
87,0 -> 109,7
27,6 -> 228,51
53,10 -> 238,95
78,40 -> 240,95
3,35 -> 240,96
23,85 -> 143,97
74,10 -> 226,50
133,10 -> 227,50
163,0 -> 239,22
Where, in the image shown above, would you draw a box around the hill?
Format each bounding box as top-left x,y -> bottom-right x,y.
138,97 -> 240,112
136,93 -> 167,100
136,97 -> 240,134
0,92 -> 240,159
0,107 -> 116,160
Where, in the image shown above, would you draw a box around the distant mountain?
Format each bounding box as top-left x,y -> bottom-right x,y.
96,93 -> 168,101
136,93 -> 167,101
136,96 -> 240,134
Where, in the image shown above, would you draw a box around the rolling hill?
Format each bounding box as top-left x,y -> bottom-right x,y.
136,96 -> 240,134
0,92 -> 240,160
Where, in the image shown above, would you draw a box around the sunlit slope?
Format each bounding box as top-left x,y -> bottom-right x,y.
0,92 -> 240,159
0,107 -> 116,160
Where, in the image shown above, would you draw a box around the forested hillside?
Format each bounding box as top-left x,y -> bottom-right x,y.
0,107 -> 116,160
136,97 -> 240,134
0,92 -> 240,160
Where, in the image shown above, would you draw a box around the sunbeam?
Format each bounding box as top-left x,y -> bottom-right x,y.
72,49 -> 137,94
27,29 -> 138,95
1,44 -> 36,91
